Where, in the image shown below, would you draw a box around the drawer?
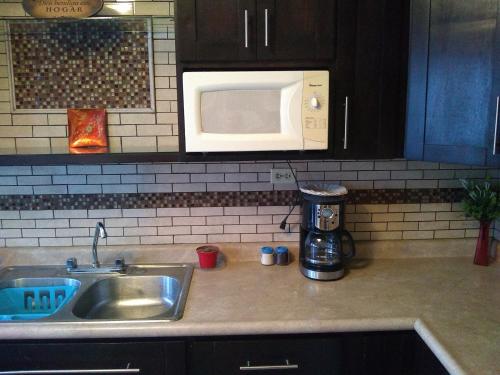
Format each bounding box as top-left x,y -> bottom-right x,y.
189,337 -> 341,375
0,341 -> 185,375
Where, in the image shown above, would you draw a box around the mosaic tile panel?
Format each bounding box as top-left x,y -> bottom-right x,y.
0,189 -> 464,211
9,18 -> 152,110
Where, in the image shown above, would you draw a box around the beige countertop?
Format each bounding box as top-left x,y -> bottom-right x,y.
0,240 -> 498,375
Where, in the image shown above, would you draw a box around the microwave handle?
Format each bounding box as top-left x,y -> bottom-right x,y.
343,96 -> 350,150
244,10 -> 249,48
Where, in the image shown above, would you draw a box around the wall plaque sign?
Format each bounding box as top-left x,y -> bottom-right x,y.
23,0 -> 103,18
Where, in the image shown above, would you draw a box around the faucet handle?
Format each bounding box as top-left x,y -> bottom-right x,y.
114,257 -> 126,270
66,257 -> 78,271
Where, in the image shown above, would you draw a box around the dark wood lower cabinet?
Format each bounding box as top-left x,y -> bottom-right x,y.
188,332 -> 448,375
0,332 -> 448,375
0,341 -> 185,375
341,331 -> 447,375
189,337 -> 340,375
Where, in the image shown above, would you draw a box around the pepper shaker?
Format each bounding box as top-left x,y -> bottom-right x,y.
275,246 -> 289,266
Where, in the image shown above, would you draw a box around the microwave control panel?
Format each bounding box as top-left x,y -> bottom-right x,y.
302,71 -> 329,150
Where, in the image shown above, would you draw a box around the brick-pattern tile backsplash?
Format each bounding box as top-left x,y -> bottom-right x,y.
0,203 -> 483,247
0,159 -> 498,247
0,160 -> 497,196
0,1 -> 498,246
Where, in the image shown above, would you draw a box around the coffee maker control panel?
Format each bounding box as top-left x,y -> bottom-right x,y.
314,204 -> 340,231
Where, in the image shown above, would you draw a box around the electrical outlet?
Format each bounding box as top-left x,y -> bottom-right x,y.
270,168 -> 295,184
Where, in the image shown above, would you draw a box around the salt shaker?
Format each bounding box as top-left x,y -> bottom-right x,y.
275,246 -> 289,266
260,246 -> 274,266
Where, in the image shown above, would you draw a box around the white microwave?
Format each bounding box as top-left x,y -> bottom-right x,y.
182,70 -> 330,152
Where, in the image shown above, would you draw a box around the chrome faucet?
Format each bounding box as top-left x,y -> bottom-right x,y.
66,221 -> 126,274
91,222 -> 107,268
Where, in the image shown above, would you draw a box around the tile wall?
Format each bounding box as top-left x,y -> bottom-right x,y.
0,1 -> 498,250
0,159 -> 498,248
0,0 -> 178,154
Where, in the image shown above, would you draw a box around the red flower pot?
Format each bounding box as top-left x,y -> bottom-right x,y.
196,245 -> 219,269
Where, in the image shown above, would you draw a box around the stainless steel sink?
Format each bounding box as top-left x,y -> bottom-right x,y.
0,264 -> 193,322
73,275 -> 181,320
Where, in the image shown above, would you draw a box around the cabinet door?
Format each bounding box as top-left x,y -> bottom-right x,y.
342,331 -> 418,375
405,0 -> 498,166
188,337 -> 340,375
334,0 -> 408,159
0,341 -> 185,375
414,336 -> 449,375
176,0 -> 256,62
341,331 -> 449,375
256,0 -> 335,61
487,3 -> 500,167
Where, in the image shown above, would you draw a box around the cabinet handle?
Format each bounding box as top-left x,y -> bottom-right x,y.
493,96 -> 499,155
240,359 -> 299,371
264,8 -> 269,47
0,369 -> 140,374
344,96 -> 350,150
244,10 -> 249,48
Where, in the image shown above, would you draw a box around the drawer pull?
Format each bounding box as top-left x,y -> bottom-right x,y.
0,368 -> 140,374
240,359 -> 299,371
343,96 -> 350,150
244,10 -> 249,48
264,8 -> 269,47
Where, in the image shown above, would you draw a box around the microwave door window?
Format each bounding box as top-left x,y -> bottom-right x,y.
200,90 -> 281,134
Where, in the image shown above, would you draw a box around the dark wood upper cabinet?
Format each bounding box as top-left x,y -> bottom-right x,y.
176,0 -> 256,62
487,4 -> 500,166
256,0 -> 335,61
176,0 -> 335,62
333,0 -> 409,159
405,0 -> 500,167
175,0 -> 408,161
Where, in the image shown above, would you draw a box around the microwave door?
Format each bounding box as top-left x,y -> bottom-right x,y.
193,89 -> 303,152
201,90 -> 282,135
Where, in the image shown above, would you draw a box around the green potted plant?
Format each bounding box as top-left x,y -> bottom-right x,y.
461,178 -> 500,266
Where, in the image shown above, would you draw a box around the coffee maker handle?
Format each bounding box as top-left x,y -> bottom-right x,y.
341,230 -> 356,259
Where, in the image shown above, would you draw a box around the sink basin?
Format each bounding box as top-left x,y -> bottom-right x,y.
0,264 -> 193,322
0,278 -> 80,321
73,276 -> 181,320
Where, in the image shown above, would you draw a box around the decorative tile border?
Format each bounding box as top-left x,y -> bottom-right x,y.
0,188 -> 464,211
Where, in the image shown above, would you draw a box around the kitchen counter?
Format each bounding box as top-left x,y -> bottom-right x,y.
0,242 -> 498,375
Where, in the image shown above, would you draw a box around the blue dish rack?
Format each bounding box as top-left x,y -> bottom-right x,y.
0,285 -> 79,321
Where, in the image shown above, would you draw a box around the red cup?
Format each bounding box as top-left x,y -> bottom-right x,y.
196,245 -> 219,269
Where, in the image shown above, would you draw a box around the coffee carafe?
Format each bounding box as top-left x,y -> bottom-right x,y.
299,184 -> 355,281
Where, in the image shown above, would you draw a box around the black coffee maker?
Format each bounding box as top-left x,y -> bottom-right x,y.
299,184 -> 355,281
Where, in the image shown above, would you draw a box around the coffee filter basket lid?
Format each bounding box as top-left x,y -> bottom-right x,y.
299,183 -> 348,196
